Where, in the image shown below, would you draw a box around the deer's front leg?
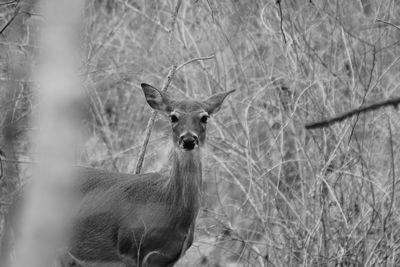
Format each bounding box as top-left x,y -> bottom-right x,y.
117,227 -> 139,267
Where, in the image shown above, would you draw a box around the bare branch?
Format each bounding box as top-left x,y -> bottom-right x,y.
0,151 -> 3,180
383,117 -> 395,234
0,0 -> 38,35
276,0 -> 286,44
176,54 -> 215,71
0,0 -> 17,7
122,0 -> 169,33
305,96 -> 400,130
376,19 -> 400,32
169,0 -> 182,33
0,9 -> 18,35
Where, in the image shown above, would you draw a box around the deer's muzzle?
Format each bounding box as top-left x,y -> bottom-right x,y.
179,132 -> 199,150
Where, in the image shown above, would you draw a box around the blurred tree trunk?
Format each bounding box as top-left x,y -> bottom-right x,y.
9,0 -> 85,265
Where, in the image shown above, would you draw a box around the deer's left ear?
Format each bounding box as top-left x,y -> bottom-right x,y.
202,90 -> 235,115
141,83 -> 174,113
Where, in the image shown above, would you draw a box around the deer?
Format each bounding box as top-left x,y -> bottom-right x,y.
0,83 -> 234,267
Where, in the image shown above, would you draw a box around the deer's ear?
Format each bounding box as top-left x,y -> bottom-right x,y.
141,83 -> 173,113
202,90 -> 235,115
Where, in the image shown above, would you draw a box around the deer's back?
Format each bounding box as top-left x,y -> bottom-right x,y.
77,167 -> 162,195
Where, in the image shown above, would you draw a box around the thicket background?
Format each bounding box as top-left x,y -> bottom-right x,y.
1,0 -> 400,266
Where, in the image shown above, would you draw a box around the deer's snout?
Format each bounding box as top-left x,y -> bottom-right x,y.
179,132 -> 199,150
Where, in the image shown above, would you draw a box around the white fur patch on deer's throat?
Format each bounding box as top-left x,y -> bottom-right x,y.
169,148 -> 202,209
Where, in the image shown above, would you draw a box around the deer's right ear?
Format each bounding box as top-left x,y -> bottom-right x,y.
141,83 -> 173,113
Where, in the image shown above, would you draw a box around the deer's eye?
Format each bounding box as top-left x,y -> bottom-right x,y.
170,114 -> 179,123
200,115 -> 209,124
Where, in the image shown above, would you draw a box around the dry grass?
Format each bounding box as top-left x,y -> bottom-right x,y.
2,0 -> 400,266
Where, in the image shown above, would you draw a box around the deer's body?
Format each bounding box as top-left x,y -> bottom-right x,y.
70,150 -> 201,266
1,83 -> 234,267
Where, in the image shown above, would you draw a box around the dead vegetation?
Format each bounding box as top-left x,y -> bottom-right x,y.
1,0 -> 400,266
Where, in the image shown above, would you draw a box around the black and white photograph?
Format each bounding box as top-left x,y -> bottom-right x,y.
0,0 -> 399,266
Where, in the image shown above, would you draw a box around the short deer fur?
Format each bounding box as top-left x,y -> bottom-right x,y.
0,83 -> 234,267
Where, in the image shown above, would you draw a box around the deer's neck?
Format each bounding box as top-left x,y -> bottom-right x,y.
167,148 -> 202,213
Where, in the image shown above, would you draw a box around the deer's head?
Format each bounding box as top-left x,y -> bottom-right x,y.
141,83 -> 234,151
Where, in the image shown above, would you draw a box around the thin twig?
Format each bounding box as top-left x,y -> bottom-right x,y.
376,19 -> 400,32
167,0 -> 183,61
276,0 -> 286,44
0,8 -> 19,35
348,46 -> 376,143
135,65 -> 177,174
0,150 -> 4,180
0,0 -> 17,6
383,117 -> 395,235
169,0 -> 182,33
305,96 -> 400,130
176,54 -> 215,71
0,1 -> 37,36
122,0 -> 169,33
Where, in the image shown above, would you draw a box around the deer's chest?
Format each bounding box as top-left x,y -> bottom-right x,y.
130,226 -> 190,265
121,202 -> 198,263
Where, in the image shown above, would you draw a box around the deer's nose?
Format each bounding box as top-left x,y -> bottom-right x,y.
179,132 -> 199,150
